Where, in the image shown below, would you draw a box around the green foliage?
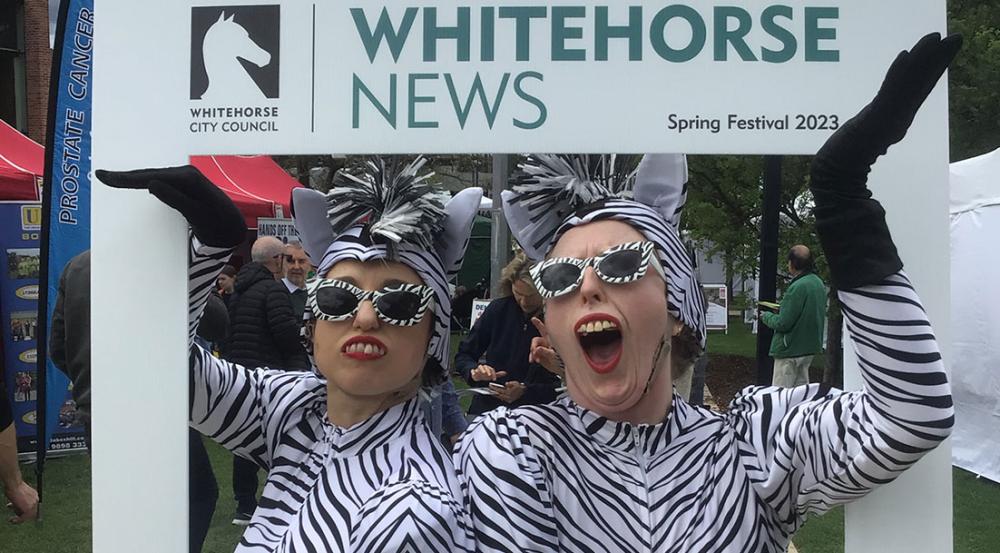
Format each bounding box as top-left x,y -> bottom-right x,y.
683,155 -> 827,288
949,1 -> 1000,161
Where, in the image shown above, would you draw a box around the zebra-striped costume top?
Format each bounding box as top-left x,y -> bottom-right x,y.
456,273 -> 952,552
187,239 -> 471,553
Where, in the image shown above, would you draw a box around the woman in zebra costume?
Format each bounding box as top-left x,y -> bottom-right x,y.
99,158 -> 481,552
456,33 -> 961,552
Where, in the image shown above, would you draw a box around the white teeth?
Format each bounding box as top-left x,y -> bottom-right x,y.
576,320 -> 620,335
345,342 -> 385,357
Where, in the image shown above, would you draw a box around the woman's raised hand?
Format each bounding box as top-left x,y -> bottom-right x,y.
96,165 -> 246,249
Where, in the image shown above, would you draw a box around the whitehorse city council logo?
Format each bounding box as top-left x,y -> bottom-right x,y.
190,5 -> 279,101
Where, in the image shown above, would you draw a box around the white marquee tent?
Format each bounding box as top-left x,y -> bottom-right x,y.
949,147 -> 1000,482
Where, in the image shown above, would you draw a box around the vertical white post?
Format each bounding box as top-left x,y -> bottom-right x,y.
841,44 -> 953,552
92,1 -> 190,551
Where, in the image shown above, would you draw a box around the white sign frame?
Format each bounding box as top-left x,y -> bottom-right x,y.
92,2 -> 952,552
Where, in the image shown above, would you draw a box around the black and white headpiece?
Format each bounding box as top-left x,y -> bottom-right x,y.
503,154 -> 706,348
292,156 -> 482,378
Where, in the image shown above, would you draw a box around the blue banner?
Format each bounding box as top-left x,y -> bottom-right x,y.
37,0 -> 93,453
0,203 -> 85,453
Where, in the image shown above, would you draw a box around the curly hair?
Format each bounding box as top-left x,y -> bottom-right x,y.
499,252 -> 535,297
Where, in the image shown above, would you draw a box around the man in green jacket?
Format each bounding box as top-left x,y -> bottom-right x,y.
760,245 -> 827,387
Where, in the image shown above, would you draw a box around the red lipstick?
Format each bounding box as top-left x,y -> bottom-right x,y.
342,335 -> 387,361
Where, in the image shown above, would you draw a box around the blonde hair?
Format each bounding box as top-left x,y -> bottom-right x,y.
499,252 -> 536,297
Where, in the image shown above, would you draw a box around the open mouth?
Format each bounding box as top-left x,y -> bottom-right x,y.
575,314 -> 623,374
342,336 -> 387,361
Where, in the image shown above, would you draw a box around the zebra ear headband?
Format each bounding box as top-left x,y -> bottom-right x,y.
292,156 -> 482,378
502,154 -> 689,261
502,153 -> 706,350
291,157 -> 481,272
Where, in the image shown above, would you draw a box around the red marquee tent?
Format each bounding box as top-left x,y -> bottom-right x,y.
190,155 -> 303,229
0,124 -> 299,227
0,119 -> 43,202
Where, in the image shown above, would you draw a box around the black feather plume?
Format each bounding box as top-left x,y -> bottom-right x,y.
509,154 -> 641,253
326,156 -> 448,254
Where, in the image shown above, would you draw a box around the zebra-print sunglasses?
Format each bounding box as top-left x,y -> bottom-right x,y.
307,279 -> 434,326
530,241 -> 665,299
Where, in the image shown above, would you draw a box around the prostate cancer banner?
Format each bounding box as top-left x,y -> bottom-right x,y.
34,0 -> 93,460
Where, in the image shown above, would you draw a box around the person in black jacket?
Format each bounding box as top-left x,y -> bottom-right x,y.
456,253 -> 560,417
220,235 -> 308,525
222,236 -> 307,371
50,250 -> 92,436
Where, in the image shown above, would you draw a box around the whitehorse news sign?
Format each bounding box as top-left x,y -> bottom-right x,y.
171,1 -> 942,155
92,2 -> 951,553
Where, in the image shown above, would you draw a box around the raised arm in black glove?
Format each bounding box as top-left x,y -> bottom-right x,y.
95,166 -> 246,249
810,32 -> 962,290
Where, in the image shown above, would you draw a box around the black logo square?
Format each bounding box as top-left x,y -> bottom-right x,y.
190,5 -> 280,101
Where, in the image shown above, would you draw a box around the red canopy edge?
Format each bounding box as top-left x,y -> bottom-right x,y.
189,155 -> 303,229
0,119 -> 44,202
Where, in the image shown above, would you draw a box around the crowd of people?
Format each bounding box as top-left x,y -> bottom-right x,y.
0,32 -> 961,553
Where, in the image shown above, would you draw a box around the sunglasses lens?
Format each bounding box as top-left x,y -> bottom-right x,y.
598,249 -> 644,280
315,286 -> 359,318
539,263 -> 582,294
376,291 -> 424,323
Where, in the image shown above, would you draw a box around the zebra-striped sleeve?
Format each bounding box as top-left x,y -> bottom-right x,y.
187,236 -> 232,345
455,408 -> 559,553
349,479 -> 473,552
729,271 -> 952,526
188,349 -> 271,467
187,237 -> 270,466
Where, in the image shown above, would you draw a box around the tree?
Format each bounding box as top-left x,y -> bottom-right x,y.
684,155 -> 843,386
949,1 -> 1000,161
684,156 -> 824,286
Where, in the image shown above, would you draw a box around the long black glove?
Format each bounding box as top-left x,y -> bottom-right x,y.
95,166 -> 246,249
810,32 -> 962,290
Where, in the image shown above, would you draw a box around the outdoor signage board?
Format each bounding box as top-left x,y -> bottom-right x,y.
702,284 -> 728,331
256,217 -> 300,242
0,203 -> 87,455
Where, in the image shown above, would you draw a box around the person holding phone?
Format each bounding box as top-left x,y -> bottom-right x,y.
455,253 -> 560,416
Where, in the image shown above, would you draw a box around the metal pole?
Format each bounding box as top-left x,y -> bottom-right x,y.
755,155 -> 782,385
490,154 -> 512,298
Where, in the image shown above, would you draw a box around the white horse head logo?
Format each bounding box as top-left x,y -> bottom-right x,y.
200,12 -> 272,100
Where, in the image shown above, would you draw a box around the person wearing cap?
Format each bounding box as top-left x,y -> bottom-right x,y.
97,156 -> 481,552
455,33 -> 959,553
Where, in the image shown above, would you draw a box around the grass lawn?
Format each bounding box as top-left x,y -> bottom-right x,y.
705,317 -> 825,370
2,450 -> 998,552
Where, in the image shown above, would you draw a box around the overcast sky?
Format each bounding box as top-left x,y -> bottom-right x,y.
47,0 -> 59,48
